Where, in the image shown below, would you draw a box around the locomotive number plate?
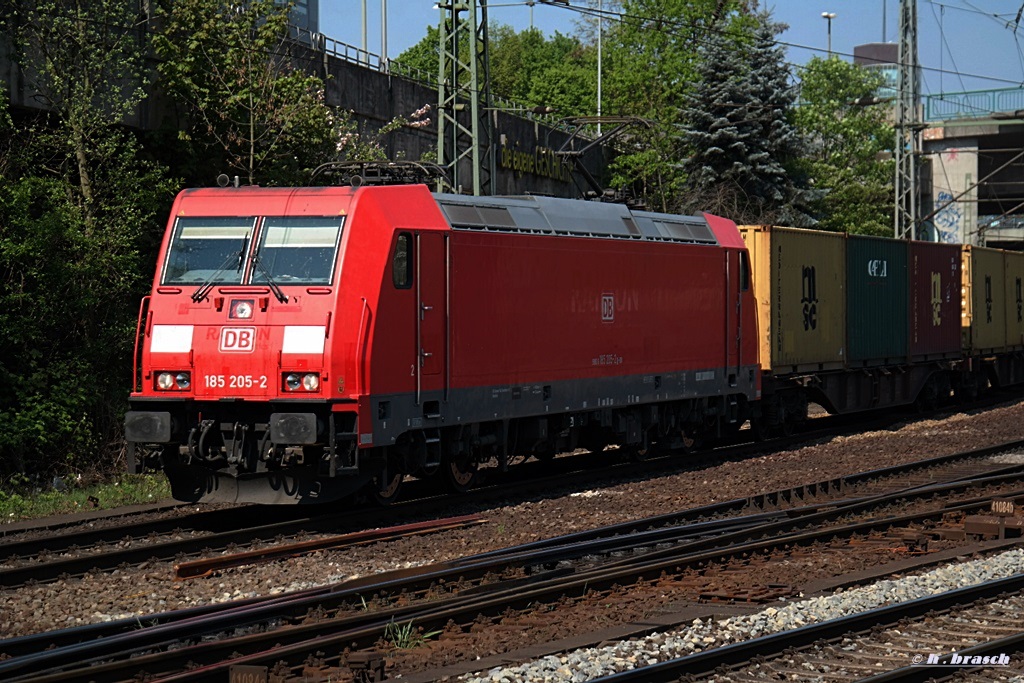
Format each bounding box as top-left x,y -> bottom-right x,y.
204,375 -> 268,389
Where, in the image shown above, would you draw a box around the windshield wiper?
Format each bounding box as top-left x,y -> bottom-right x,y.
251,254 -> 289,304
191,235 -> 249,303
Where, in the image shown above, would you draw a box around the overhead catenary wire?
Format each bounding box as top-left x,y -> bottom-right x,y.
543,0 -> 1024,91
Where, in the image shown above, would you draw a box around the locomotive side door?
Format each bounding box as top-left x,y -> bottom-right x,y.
415,231 -> 448,404
725,249 -> 743,385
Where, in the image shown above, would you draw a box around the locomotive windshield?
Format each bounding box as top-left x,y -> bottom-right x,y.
251,217 -> 344,285
162,217 -> 254,285
161,216 -> 343,287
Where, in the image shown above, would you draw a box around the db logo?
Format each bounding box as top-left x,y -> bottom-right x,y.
601,293 -> 615,322
219,327 -> 256,353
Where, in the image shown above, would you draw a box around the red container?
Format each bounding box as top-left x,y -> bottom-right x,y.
908,240 -> 962,359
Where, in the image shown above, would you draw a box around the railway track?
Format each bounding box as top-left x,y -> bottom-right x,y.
592,571 -> 1024,683
5,442 -> 1024,682
1,407 -> 1018,588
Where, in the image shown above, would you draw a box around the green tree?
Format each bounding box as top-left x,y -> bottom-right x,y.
679,13 -> 808,224
1,0 -> 176,483
792,57 -> 894,235
395,23 -> 595,116
602,0 -> 757,210
10,0 -> 149,230
392,25 -> 441,83
152,0 -> 336,186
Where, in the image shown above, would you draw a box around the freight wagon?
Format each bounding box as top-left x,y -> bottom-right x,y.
741,226 -> 1024,434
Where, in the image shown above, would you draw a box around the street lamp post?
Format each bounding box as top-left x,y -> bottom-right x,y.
822,12 -> 836,57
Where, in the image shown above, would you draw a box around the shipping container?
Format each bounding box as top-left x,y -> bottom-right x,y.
908,241 -> 962,359
741,226 -> 846,374
1004,250 -> 1024,350
846,235 -> 908,364
962,245 -> 1008,353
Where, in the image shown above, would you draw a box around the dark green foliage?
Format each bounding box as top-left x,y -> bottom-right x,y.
0,0 -> 176,487
600,0 -> 757,210
396,22 -> 596,117
152,0 -> 337,186
680,13 -> 809,224
0,149 -> 175,483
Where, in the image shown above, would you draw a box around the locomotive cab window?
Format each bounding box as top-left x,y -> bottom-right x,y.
739,251 -> 750,291
162,217 -> 255,285
393,233 -> 412,288
251,216 -> 344,286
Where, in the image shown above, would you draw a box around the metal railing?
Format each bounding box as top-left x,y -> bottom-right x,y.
293,27 -> 566,127
924,86 -> 1024,122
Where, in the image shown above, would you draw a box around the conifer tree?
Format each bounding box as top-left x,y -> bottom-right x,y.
680,13 -> 809,225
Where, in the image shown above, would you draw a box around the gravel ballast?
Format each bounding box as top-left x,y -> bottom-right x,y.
2,401 -> 1024,640
463,548 -> 1024,683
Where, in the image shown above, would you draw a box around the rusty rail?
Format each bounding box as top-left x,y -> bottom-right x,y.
173,514 -> 487,580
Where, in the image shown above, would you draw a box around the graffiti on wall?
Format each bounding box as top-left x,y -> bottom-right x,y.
933,191 -> 962,244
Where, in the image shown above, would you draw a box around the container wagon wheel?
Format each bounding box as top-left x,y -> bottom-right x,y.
751,416 -> 772,442
677,426 -> 702,454
628,443 -> 653,462
776,409 -> 795,437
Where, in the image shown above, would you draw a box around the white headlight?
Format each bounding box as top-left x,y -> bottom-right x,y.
157,372 -> 174,390
175,372 -> 191,389
302,373 -> 320,391
285,373 -> 301,391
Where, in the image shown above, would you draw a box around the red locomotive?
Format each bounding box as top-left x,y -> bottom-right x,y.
126,181 -> 1024,505
125,184 -> 759,503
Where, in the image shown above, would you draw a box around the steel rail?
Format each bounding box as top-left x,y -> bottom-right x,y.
172,513 -> 486,579
8,465 -> 1024,682
587,576 -> 1024,682
3,440 -> 1016,661
3,417 -> 1019,589
0,504 -> 257,557
855,631 -> 1024,682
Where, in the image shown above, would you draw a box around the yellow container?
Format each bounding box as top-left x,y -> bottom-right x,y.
741,226 -> 846,374
1004,250 -> 1024,350
962,245 -> 1008,354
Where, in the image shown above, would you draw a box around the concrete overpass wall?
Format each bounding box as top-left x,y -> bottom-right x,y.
3,27 -> 606,199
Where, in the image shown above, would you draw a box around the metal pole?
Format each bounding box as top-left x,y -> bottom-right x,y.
821,12 -> 836,56
362,0 -> 367,63
597,0 -> 602,136
381,0 -> 388,71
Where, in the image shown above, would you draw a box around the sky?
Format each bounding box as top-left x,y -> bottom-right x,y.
320,1 -> 1024,96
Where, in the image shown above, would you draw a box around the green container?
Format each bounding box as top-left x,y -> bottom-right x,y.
846,235 -> 908,364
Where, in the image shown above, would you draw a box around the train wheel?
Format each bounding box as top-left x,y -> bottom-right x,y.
443,450 -> 479,493
628,444 -> 653,461
751,416 -> 772,442
369,470 -> 404,506
678,427 -> 702,454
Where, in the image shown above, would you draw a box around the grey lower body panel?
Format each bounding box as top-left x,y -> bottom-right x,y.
368,365 -> 760,446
